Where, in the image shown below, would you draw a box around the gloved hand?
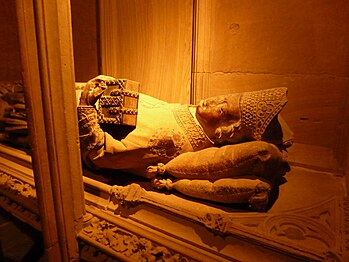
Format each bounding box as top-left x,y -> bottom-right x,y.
80,75 -> 118,106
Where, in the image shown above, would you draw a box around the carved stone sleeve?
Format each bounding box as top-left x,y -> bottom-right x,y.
77,105 -> 105,162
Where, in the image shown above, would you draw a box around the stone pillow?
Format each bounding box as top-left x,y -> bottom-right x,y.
146,141 -> 290,182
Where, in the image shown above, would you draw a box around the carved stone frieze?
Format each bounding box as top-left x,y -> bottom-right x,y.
80,212 -> 192,262
0,171 -> 36,200
0,169 -> 40,230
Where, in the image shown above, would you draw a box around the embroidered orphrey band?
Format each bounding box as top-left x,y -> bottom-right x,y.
173,106 -> 212,151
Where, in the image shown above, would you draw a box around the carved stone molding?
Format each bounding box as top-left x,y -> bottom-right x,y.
0,147 -> 41,231
83,178 -> 349,261
342,197 -> 349,256
198,213 -> 230,233
197,197 -> 349,261
1,145 -> 346,261
0,170 -> 38,216
79,209 -> 192,262
0,194 -> 40,231
1,151 -> 346,261
195,197 -> 349,261
79,241 -> 118,262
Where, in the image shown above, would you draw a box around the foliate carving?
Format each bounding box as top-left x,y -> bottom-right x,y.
79,241 -> 116,262
84,178 -> 348,261
198,213 -> 229,233
0,171 -> 36,200
81,214 -> 191,262
0,195 -> 40,230
110,183 -> 145,203
0,171 -> 39,230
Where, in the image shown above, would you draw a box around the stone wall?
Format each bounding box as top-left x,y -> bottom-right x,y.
192,0 -> 349,172
71,0 -> 99,82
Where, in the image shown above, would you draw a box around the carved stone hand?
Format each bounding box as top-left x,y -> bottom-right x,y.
80,75 -> 118,106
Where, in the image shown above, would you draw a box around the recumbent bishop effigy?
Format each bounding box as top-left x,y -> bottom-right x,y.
77,75 -> 293,211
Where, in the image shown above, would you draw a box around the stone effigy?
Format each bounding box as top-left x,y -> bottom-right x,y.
77,75 -> 293,211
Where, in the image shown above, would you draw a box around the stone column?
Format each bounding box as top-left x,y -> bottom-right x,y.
16,0 -> 84,260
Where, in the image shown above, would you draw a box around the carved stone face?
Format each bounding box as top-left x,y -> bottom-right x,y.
195,93 -> 242,142
195,87 -> 289,146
